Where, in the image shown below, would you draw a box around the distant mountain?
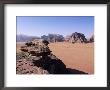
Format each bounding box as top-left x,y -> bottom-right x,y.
41,34 -> 64,42
17,33 -> 93,43
16,34 -> 40,42
65,32 -> 87,43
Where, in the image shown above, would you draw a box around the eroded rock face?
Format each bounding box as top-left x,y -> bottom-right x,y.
32,54 -> 67,74
16,52 -> 29,60
16,40 -> 67,74
16,59 -> 49,74
16,54 -> 88,74
67,32 -> 87,43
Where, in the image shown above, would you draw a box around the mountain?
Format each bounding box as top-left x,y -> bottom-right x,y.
16,34 -> 40,42
41,34 -> 64,42
66,32 -> 87,43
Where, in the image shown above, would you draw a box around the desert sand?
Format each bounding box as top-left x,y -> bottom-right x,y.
48,42 -> 94,74
17,42 -> 94,74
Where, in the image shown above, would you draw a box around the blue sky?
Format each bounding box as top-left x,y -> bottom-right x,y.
17,16 -> 94,38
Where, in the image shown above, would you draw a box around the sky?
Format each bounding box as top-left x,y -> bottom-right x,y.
17,16 -> 94,38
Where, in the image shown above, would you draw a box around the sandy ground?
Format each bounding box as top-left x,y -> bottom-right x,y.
48,42 -> 94,74
17,42 -> 94,74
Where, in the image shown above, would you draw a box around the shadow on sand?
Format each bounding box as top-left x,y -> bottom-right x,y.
66,68 -> 87,74
33,56 -> 88,74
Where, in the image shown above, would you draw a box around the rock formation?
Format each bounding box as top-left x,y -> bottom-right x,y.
16,40 -> 67,74
41,34 -> 64,43
67,32 -> 87,43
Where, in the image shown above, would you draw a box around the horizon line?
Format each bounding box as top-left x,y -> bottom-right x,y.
17,32 -> 93,38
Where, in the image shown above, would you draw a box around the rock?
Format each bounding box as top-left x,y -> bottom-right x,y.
16,52 -> 29,60
25,41 -> 35,47
16,40 -> 53,74
67,32 -> 87,43
16,59 -> 49,74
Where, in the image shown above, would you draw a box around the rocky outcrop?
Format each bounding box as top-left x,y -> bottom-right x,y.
41,34 -> 64,42
67,32 -> 87,43
16,40 -> 67,74
16,59 -> 49,74
16,54 -> 87,74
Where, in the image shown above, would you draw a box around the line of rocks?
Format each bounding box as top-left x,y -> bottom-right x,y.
16,40 -> 67,74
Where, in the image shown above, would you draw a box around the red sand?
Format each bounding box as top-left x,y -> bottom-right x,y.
49,42 -> 94,74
